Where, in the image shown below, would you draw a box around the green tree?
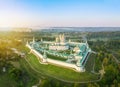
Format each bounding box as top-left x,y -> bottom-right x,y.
74,83 -> 80,87
113,79 -> 118,87
103,58 -> 108,66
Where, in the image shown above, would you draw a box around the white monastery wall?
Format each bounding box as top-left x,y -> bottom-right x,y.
26,44 -> 84,72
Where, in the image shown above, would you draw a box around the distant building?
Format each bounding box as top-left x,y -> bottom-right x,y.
12,28 -> 32,32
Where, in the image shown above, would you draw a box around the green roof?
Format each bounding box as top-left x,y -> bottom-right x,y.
80,45 -> 86,52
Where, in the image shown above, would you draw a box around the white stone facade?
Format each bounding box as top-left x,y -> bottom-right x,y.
49,45 -> 69,51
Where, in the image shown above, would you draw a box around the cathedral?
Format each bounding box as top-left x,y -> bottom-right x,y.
49,34 -> 69,51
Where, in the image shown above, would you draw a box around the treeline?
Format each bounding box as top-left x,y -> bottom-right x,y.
87,32 -> 120,40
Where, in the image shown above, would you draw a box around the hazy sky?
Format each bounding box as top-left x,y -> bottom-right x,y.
0,0 -> 120,28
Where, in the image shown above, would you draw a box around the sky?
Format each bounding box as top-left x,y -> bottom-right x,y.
0,0 -> 120,29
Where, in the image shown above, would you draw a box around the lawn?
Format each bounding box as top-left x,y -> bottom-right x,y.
47,54 -> 67,61
85,53 -> 95,72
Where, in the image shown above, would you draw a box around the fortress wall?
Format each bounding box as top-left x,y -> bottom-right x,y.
26,44 -> 43,58
46,58 -> 84,72
80,51 -> 89,65
26,44 -> 84,72
82,52 -> 91,67
47,58 -> 76,68
26,44 -> 31,49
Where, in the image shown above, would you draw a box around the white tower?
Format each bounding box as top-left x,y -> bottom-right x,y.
86,40 -> 89,49
32,37 -> 35,48
69,39 -> 71,42
56,37 -> 59,42
33,37 -> 35,43
41,38 -> 43,42
26,41 -> 29,45
42,50 -> 47,63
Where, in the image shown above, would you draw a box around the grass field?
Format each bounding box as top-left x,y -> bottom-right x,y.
85,53 -> 95,72
19,46 -> 99,82
47,54 -> 67,61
